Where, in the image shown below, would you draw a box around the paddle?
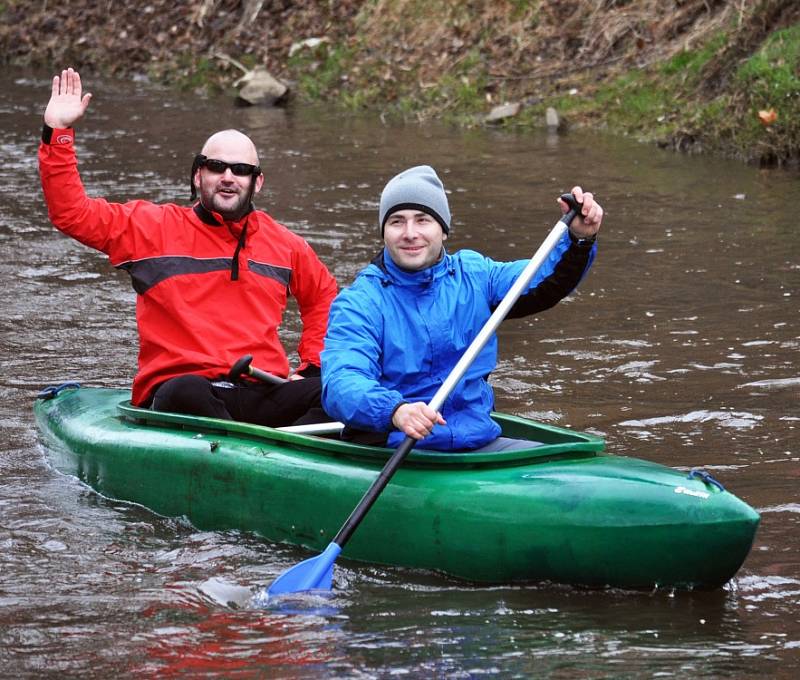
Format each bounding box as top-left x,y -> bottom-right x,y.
229,355 -> 346,435
229,354 -> 287,384
260,193 -> 583,599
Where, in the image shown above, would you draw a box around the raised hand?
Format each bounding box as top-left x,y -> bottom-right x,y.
559,185 -> 603,239
44,68 -> 92,129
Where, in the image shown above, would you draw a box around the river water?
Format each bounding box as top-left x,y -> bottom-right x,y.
1,70 -> 798,677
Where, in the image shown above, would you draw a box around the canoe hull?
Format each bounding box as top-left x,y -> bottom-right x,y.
34,386 -> 759,589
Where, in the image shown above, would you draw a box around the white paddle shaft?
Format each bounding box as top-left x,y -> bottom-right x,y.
428,221 -> 569,413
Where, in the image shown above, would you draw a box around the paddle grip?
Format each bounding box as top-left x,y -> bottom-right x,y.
228,354 -> 254,382
559,192 -> 581,228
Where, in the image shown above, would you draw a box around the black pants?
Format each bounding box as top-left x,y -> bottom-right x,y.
149,374 -> 330,428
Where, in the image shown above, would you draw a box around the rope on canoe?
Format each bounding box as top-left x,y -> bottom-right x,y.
36,382 -> 81,400
687,467 -> 725,492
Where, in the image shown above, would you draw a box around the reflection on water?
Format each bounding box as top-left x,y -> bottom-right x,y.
0,70 -> 798,677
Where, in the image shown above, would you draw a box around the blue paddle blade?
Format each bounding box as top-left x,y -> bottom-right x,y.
266,542 -> 342,597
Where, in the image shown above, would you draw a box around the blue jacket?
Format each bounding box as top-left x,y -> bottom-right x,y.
321,231 -> 595,450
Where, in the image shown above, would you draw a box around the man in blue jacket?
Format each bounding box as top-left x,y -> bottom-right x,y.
321,165 -> 603,451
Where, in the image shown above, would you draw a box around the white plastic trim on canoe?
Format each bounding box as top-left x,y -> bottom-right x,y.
277,421 -> 345,435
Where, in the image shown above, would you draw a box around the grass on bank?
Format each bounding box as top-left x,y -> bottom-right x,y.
578,22 -> 800,163
283,7 -> 800,165
517,22 -> 800,164
728,23 -> 800,163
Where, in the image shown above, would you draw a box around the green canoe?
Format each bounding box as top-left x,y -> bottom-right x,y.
34,384 -> 759,589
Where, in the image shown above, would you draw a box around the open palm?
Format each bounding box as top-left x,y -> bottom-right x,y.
44,68 -> 92,128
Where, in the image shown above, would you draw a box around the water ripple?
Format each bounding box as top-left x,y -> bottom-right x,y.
618,410 -> 764,429
738,377 -> 800,390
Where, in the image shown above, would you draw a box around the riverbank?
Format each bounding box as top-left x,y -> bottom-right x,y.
3,0 -> 799,166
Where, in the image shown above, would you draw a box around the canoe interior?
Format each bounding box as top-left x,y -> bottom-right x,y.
117,397 -> 606,468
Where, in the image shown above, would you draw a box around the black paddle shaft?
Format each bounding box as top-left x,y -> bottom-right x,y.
333,435 -> 416,548
228,354 -> 287,385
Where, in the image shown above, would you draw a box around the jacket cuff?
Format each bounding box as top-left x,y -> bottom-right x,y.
42,124 -> 74,145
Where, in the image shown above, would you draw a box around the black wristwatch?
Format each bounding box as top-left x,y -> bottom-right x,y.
568,230 -> 597,247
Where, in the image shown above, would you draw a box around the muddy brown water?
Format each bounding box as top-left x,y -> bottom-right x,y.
0,71 -> 798,677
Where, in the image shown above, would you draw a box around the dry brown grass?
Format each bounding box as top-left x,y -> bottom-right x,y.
344,0 -> 747,109
355,0 -> 739,94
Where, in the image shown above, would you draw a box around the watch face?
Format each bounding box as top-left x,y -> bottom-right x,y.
572,233 -> 596,246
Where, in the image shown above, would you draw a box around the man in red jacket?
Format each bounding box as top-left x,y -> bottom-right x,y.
39,67 -> 338,428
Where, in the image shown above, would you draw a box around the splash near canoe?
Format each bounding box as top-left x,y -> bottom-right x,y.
34,384 -> 759,589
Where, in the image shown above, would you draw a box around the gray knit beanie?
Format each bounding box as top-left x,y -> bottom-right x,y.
379,165 -> 451,235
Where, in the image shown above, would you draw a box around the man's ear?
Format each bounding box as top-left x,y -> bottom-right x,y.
253,173 -> 265,194
442,230 -> 448,241
192,169 -> 201,190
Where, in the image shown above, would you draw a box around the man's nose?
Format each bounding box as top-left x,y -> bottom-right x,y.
401,220 -> 418,237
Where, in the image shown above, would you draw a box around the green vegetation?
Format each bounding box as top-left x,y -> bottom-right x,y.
288,43 -> 355,101
569,24 -> 800,163
169,54 -> 219,92
534,32 -> 733,146
508,0 -> 540,22
738,24 -> 800,96
659,32 -> 726,78
729,24 -> 800,161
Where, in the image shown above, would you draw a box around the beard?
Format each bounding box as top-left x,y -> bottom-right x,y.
197,176 -> 254,222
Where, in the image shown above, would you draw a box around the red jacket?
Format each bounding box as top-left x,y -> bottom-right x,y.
39,127 -> 338,406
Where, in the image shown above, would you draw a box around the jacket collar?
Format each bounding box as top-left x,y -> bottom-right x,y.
193,202 -> 258,239
373,246 -> 450,286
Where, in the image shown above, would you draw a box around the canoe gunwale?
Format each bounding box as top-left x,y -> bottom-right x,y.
116,400 -> 606,468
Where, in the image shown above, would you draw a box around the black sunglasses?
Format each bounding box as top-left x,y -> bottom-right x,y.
197,155 -> 261,177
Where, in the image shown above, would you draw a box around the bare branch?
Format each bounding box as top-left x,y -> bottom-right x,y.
193,0 -> 219,28
237,0 -> 266,33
